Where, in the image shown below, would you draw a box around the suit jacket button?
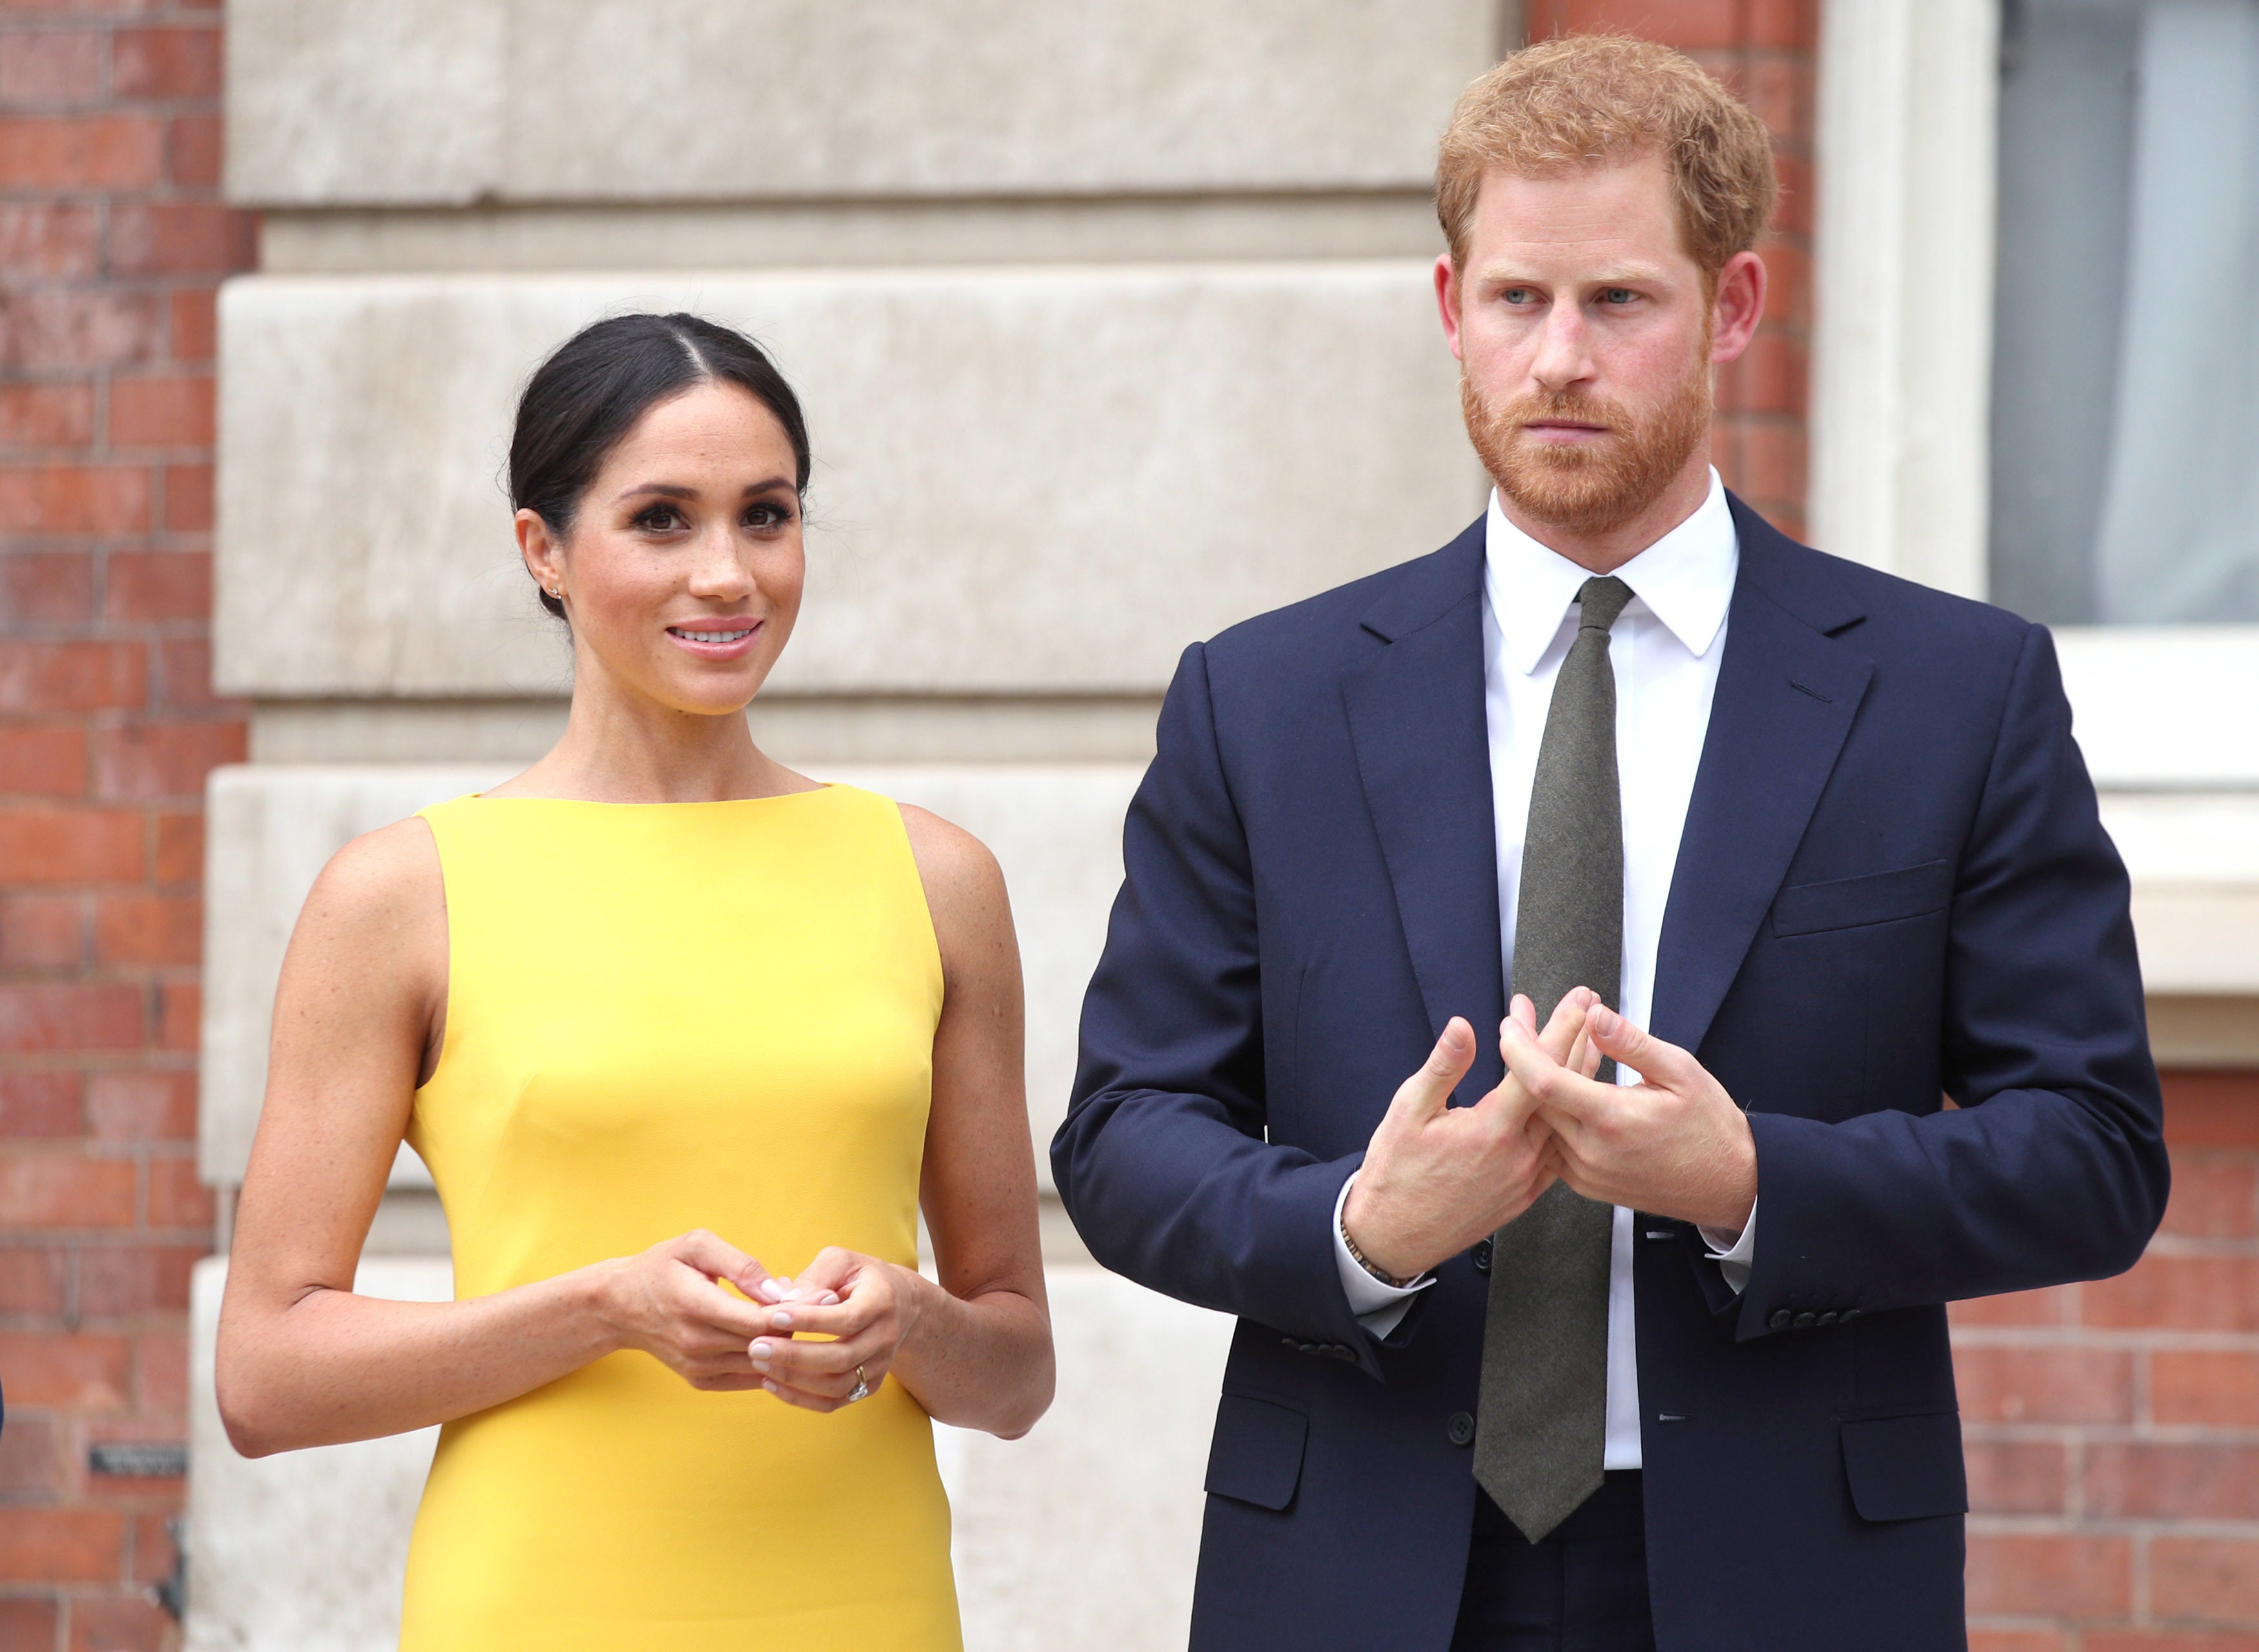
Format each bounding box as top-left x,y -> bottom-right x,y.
1768,1308 -> 1792,1330
1472,1239 -> 1494,1273
1793,1312 -> 1816,1329
1331,1345 -> 1359,1364
1816,1311 -> 1838,1327
1839,1308 -> 1861,1322
1448,1411 -> 1476,1447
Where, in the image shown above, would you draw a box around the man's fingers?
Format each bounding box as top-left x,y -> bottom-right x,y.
1586,1004 -> 1696,1088
1500,1016 -> 1613,1120
1535,987 -> 1594,1062
1388,1017 -> 1477,1121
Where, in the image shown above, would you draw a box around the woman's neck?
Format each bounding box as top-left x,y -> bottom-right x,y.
492,678 -> 813,805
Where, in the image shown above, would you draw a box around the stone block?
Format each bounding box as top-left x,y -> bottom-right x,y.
200,761 -> 1144,1191
186,1255 -> 449,1652
185,1257 -> 1233,1651
213,267 -> 1482,698
227,0 -> 1495,206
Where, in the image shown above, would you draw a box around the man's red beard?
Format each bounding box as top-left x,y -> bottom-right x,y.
1461,346 -> 1714,537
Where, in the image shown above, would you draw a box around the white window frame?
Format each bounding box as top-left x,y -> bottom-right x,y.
1810,0 -> 2259,793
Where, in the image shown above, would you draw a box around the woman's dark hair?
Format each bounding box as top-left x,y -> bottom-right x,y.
509,312 -> 812,619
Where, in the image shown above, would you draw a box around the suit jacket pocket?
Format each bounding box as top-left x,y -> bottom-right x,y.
1205,1393 -> 1309,1511
1773,860 -> 1952,938
1840,1409 -> 1968,1521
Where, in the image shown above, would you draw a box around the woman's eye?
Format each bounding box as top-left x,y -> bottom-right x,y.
745,503 -> 791,529
633,505 -> 682,531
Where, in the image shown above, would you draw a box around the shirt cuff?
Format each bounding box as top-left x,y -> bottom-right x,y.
1332,1173 -> 1433,1336
1697,1196 -> 1757,1295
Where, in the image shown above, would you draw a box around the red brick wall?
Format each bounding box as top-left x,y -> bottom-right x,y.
1522,0 -> 1814,538
1964,1072 -> 2259,1651
0,1 -> 250,1646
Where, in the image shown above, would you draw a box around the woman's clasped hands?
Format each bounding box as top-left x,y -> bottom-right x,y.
593,1229 -> 920,1412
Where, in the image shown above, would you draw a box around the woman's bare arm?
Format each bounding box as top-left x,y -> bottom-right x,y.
750,805 -> 1055,1438
215,819 -> 778,1457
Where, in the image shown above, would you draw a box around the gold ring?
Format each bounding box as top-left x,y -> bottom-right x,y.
847,1364 -> 870,1404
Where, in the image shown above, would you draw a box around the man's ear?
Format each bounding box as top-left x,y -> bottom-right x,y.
1433,254 -> 1467,363
1708,250 -> 1768,367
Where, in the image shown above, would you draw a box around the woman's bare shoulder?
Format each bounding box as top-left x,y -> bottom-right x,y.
894,802 -> 1013,943
289,815 -> 446,965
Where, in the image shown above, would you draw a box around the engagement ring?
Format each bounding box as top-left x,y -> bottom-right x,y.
847,1365 -> 870,1404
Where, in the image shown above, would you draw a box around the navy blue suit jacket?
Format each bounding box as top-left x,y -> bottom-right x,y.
1053,499 -> 2167,1651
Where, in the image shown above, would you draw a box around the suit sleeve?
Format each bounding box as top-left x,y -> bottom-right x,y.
1736,621 -> 2170,1339
1051,642 -> 1390,1367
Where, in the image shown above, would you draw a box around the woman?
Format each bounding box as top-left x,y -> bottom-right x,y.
215,313 -> 1053,1650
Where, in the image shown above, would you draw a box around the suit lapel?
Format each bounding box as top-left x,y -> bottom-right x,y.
1652,503 -> 1874,1056
1341,524 -> 1506,1105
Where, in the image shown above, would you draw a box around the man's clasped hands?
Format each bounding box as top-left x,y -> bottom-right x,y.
1341,989 -> 1762,1285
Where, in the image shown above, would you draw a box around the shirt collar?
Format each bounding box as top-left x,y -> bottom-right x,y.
1483,468 -> 1739,676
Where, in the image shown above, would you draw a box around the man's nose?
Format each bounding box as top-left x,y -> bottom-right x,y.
1528,305 -> 1593,391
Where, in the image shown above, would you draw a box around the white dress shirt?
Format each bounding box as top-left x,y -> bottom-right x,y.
1332,469 -> 1756,1472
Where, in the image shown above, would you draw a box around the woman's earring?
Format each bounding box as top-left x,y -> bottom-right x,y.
546,587 -> 561,598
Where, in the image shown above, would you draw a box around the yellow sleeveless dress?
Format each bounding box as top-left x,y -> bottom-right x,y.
396,785 -> 961,1651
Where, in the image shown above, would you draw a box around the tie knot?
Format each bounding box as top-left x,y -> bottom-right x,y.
1575,576 -> 1634,634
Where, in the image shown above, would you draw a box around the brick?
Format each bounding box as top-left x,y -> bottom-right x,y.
0,1331 -> 129,1406
0,806 -> 143,883
149,811 -> 196,883
1731,419 -> 1805,506
1772,153 -> 1816,237
0,115 -> 161,188
0,1153 -> 134,1224
1969,1634 -> 2067,1652
1526,0 -> 1744,51
92,893 -> 196,965
0,201 -> 100,285
0,891 -> 83,965
2087,1253 -> 2259,1332
152,637 -> 221,708
1956,1344 -> 2133,1424
0,1412 -> 66,1498
2163,1156 -> 2259,1238
84,1069 -> 191,1143
2086,1635 -> 2259,1651
70,1592 -> 174,1648
102,549 -> 208,620
1966,1531 -> 2132,1618
111,25 -> 219,97
2167,1073 -> 2259,1148
2087,1442 -> 2259,1519
93,719 -> 241,801
0,1505 -> 123,1581
0,1072 -> 80,1137
1717,328 -> 1805,416
0,290 -> 160,371
0,641 -> 142,712
2154,1349 -> 2259,1427
0,549 -> 94,621
0,984 -> 141,1053
0,1244 -> 68,1314
132,1331 -> 183,1415
0,465 -> 150,535
0,725 -> 88,798
165,287 -> 213,361
0,28 -> 105,104
0,383 -> 94,449
143,1155 -> 207,1227
154,980 -> 194,1051
105,201 -> 253,277
2154,1536 -> 2259,1622
1748,0 -> 1819,52
161,461 -> 209,530
105,378 -> 212,450
1965,1438 -> 2067,1515
0,1600 -> 57,1648
1738,55 -> 1813,144
168,108 -> 219,187
76,1244 -> 196,1317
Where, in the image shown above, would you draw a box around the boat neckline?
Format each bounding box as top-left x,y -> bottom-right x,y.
460,782 -> 838,807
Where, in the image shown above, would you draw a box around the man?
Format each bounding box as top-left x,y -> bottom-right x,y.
1053,35 -> 2168,1652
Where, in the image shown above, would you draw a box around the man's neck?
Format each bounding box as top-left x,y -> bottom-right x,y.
1494,454 -> 1715,576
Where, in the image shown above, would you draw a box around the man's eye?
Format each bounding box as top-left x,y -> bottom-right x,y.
1503,287 -> 1534,305
1602,288 -> 1636,305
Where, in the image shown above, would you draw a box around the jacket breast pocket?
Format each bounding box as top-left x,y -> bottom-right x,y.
1204,1393 -> 1308,1511
1839,1409 -> 1968,1521
1772,860 -> 1952,938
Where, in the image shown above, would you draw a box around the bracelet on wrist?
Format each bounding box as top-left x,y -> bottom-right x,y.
1340,1209 -> 1418,1290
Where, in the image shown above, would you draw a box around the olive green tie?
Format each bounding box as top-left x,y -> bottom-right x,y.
1474,575 -> 1632,1544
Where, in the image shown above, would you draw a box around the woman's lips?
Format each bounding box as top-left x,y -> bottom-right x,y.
665,620 -> 762,661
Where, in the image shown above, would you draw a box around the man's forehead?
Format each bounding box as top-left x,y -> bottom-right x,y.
1464,156 -> 1692,275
